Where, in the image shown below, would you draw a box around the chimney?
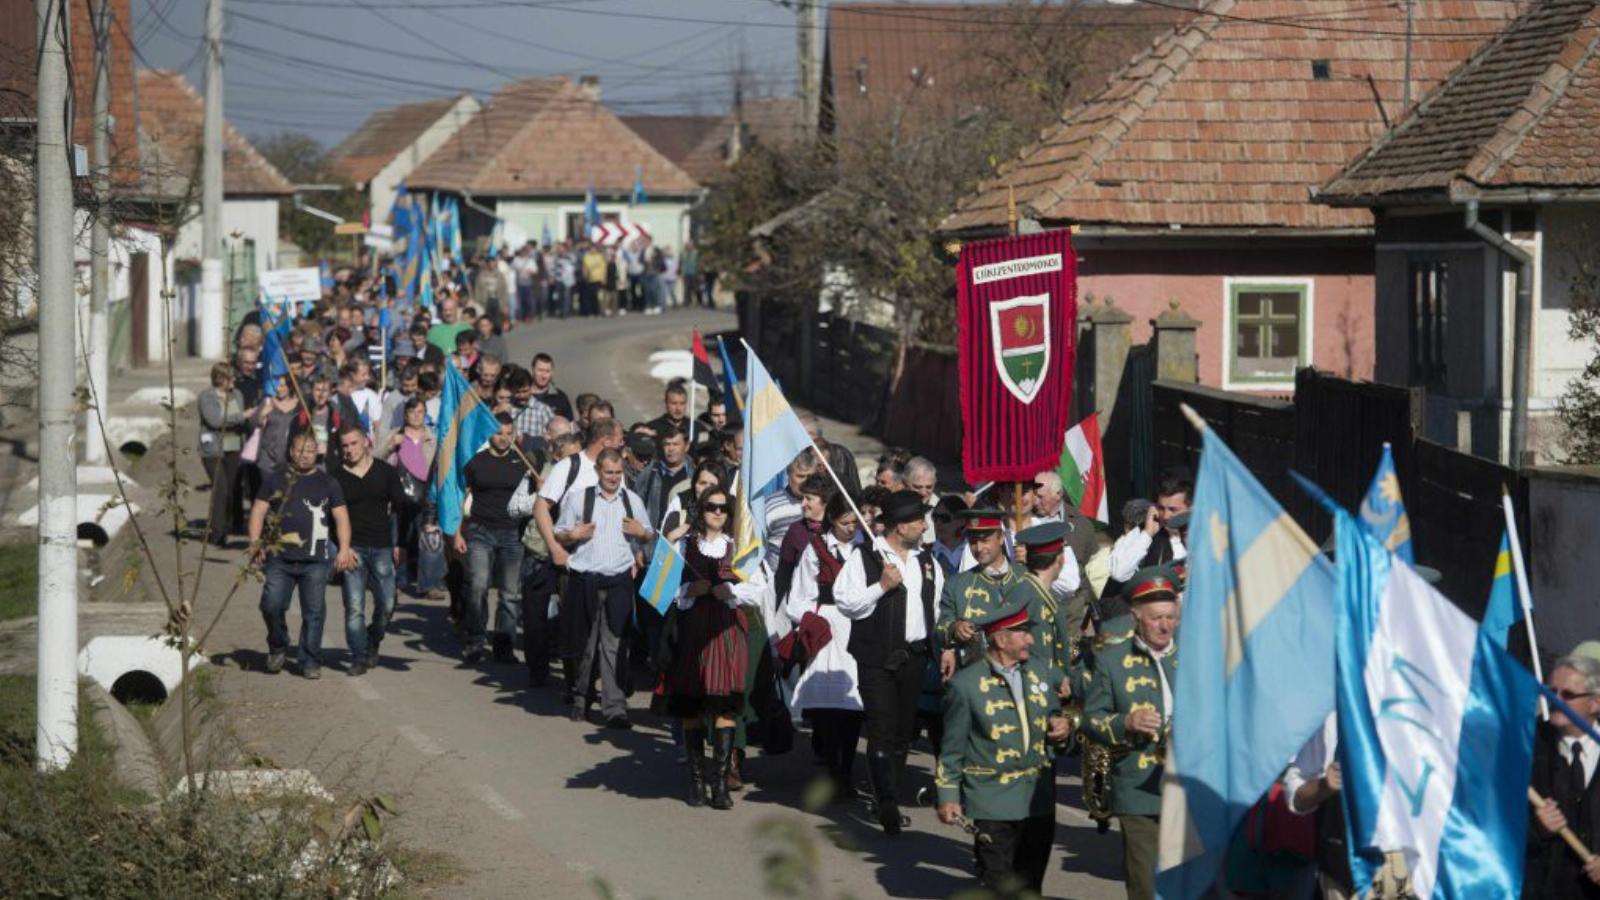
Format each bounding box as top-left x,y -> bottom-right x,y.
577,76 -> 601,102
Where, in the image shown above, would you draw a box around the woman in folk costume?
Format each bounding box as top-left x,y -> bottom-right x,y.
785,492 -> 866,800
666,486 -> 768,810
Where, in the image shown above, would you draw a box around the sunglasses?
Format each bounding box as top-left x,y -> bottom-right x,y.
702,503 -> 730,514
1557,689 -> 1596,702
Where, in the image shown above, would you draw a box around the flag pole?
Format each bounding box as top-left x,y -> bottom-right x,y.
1503,487 -> 1547,718
1529,787 -> 1595,862
688,376 -> 696,446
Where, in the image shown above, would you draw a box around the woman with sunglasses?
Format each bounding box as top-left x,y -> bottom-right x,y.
785,491 -> 867,801
664,487 -> 768,810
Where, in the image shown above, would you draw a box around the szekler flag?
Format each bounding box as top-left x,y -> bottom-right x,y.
1482,530 -> 1524,649
638,536 -> 685,615
956,230 -> 1077,483
1357,442 -> 1413,563
1057,415 -> 1107,523
431,365 -> 499,537
740,341 -> 816,543
1154,428 -> 1336,900
1325,491 -> 1539,900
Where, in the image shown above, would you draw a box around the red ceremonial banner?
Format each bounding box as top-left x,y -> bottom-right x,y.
956,230 -> 1077,483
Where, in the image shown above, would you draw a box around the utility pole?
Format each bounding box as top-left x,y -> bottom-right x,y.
86,0 -> 111,465
796,0 -> 824,133
200,0 -> 225,359
35,0 -> 81,771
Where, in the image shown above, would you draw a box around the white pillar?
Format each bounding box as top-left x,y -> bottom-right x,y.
35,0 -> 81,771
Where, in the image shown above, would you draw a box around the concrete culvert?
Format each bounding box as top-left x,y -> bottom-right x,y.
119,440 -> 148,459
77,522 -> 110,546
111,670 -> 168,705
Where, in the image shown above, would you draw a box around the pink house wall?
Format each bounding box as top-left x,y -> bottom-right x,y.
1076,244 -> 1376,391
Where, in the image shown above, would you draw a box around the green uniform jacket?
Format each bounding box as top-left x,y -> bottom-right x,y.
1002,573 -> 1073,690
936,655 -> 1057,821
1067,614 -> 1134,707
1081,635 -> 1176,817
937,563 -> 1024,665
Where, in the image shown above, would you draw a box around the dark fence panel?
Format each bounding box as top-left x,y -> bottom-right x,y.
880,345 -> 962,461
1290,368 -> 1422,543
1410,439 -> 1519,617
1151,381 -> 1295,508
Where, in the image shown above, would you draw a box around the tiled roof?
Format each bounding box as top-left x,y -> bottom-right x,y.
943,0 -> 1519,234
1322,0 -> 1600,199
135,70 -> 294,198
407,77 -> 700,196
826,2 -> 1183,143
329,96 -> 468,185
622,114 -> 729,185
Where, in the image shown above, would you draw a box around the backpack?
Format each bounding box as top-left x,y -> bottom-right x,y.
580,485 -> 635,524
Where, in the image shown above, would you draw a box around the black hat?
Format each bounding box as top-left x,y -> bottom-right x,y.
878,489 -> 926,526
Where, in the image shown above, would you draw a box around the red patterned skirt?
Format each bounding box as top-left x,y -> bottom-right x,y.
663,598 -> 748,717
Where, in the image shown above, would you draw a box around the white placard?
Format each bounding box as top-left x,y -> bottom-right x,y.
970,253 -> 1063,286
257,267 -> 322,303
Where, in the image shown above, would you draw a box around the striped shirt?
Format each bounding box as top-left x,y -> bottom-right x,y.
762,488 -> 805,568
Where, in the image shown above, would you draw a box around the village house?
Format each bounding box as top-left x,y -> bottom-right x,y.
328,94 -> 481,229
1317,0 -> 1600,464
941,0 -> 1521,393
405,76 -> 702,250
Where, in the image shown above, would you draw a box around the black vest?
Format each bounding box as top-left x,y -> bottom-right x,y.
846,546 -> 936,668
1525,725 -> 1600,900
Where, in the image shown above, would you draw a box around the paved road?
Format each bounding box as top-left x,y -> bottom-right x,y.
201,308 -> 1127,899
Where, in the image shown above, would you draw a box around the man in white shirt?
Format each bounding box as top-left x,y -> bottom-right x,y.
835,489 -> 946,835
533,418 -> 621,569
554,448 -> 652,728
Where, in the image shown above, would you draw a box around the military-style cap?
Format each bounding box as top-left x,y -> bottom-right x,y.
1124,566 -> 1180,604
960,507 -> 1007,532
974,596 -> 1032,634
1015,521 -> 1069,555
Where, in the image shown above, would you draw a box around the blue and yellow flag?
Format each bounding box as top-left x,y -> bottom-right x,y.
1156,426 -> 1337,899
638,537 -> 685,615
258,300 -> 294,398
431,365 -> 498,536
739,341 -> 815,543
1357,442 -> 1413,563
1482,530 -> 1524,648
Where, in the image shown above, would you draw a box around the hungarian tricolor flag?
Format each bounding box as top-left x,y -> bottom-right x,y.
1058,415 -> 1107,523
691,329 -> 717,391
957,230 -> 1077,482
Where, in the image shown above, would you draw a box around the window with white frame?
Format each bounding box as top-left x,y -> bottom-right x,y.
1227,280 -> 1309,384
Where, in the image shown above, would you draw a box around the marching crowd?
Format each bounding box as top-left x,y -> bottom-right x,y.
196,259 -> 1600,900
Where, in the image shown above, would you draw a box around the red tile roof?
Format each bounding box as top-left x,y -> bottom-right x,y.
622,114 -> 729,185
943,0 -> 1520,235
407,77 -> 700,196
740,96 -> 807,150
1321,0 -> 1600,200
135,70 -> 294,198
826,2 -> 1184,143
329,96 -> 471,186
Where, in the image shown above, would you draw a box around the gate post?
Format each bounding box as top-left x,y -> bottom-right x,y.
1152,300 -> 1201,384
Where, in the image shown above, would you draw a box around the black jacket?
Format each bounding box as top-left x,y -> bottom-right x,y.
1525,723 -> 1600,900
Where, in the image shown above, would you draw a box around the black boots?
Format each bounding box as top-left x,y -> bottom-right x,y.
709,726 -> 736,810
684,727 -> 707,808
868,750 -> 908,834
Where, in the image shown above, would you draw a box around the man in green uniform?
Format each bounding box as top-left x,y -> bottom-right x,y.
1082,567 -> 1181,900
1000,522 -> 1080,695
936,597 -> 1071,897
937,508 -> 1024,678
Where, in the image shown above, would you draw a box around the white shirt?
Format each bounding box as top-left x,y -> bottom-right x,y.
1561,733 -> 1600,787
786,530 -> 862,616
673,534 -> 767,610
538,450 -> 598,507
1109,528 -> 1188,583
1284,713 -> 1338,815
1134,634 -> 1174,728
834,541 -> 945,644
554,484 -> 651,576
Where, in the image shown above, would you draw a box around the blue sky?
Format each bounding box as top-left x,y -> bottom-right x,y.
135,0 -> 808,145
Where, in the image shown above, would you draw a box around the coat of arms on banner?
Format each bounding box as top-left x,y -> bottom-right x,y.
988,294 -> 1051,404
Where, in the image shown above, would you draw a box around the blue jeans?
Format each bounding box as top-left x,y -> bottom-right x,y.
260,556 -> 333,668
341,546 -> 397,658
466,523 -> 523,646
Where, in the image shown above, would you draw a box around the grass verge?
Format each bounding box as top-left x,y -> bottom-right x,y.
0,542 -> 38,623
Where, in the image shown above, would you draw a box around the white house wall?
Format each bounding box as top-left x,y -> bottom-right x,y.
1535,205 -> 1596,402
495,198 -> 692,250
174,198 -> 281,270
371,96 -> 481,224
